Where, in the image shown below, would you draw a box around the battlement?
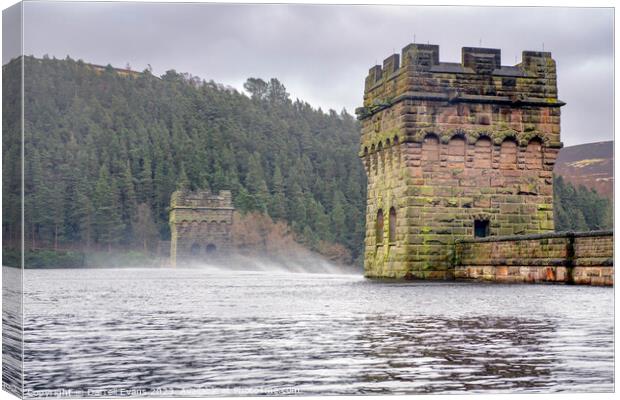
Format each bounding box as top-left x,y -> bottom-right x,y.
170,190 -> 233,209
358,44 -> 562,120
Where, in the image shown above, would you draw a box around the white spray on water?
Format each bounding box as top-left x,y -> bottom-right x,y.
177,251 -> 360,276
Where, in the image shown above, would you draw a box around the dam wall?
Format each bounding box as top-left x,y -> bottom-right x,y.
454,230 -> 613,286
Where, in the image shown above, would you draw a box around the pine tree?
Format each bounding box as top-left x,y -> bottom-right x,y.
76,191 -> 94,248
243,78 -> 268,100
132,203 -> 159,252
245,153 -> 269,213
24,148 -> 45,249
553,175 -> 612,232
177,165 -> 190,192
287,182 -> 306,228
48,182 -> 66,250
119,161 -> 137,243
93,166 -> 125,251
269,165 -> 287,219
211,160 -> 227,192
137,156 -> 154,206
330,191 -> 346,241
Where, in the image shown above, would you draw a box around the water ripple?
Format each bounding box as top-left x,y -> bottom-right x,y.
12,267 -> 614,396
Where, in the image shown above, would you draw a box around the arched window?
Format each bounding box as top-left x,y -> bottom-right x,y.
180,220 -> 189,232
525,138 -> 543,170
389,207 -> 396,243
474,136 -> 492,168
393,136 -> 400,166
210,220 -> 219,232
378,142 -> 384,173
371,144 -> 376,175
190,221 -> 199,232
500,138 -> 518,170
447,135 -> 466,168
376,209 -> 384,245
422,134 -> 440,162
190,243 -> 201,255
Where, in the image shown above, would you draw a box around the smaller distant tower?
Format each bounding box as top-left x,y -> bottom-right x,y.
169,190 -> 234,267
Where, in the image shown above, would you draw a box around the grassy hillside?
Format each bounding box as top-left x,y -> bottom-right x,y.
555,141 -> 613,199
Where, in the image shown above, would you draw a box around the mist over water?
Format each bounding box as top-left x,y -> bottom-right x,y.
180,252 -> 360,275
10,265 -> 614,396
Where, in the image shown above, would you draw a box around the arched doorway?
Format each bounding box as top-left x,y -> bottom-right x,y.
190,243 -> 201,255
206,243 -> 217,254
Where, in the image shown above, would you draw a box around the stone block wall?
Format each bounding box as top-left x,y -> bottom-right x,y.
356,43 -> 565,279
169,190 -> 234,267
573,233 -> 614,285
454,231 -> 613,286
362,129 -> 410,278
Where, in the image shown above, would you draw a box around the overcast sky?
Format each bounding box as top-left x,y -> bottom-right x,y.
10,2 -> 615,146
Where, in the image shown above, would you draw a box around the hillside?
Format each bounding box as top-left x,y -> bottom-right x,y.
2,56 -> 613,268
555,141 -> 613,199
2,56 -> 366,264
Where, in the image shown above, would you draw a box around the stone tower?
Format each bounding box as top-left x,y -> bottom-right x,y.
356,44 -> 564,279
169,190 -> 234,267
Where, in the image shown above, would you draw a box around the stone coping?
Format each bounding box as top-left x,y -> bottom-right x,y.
455,229 -> 614,244
170,206 -> 235,210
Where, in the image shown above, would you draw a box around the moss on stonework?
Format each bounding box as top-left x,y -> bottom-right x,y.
461,198 -> 474,208
418,186 -> 434,196
539,220 -> 554,230
446,198 -> 458,207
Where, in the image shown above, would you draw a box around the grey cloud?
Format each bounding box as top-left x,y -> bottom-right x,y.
20,2 -> 613,146
2,2 -> 22,63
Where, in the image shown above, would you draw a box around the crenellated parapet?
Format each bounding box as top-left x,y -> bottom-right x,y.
356,44 -> 564,157
170,189 -> 233,210
359,44 -> 561,115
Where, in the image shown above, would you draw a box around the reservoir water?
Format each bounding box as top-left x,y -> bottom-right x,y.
5,266 -> 614,396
